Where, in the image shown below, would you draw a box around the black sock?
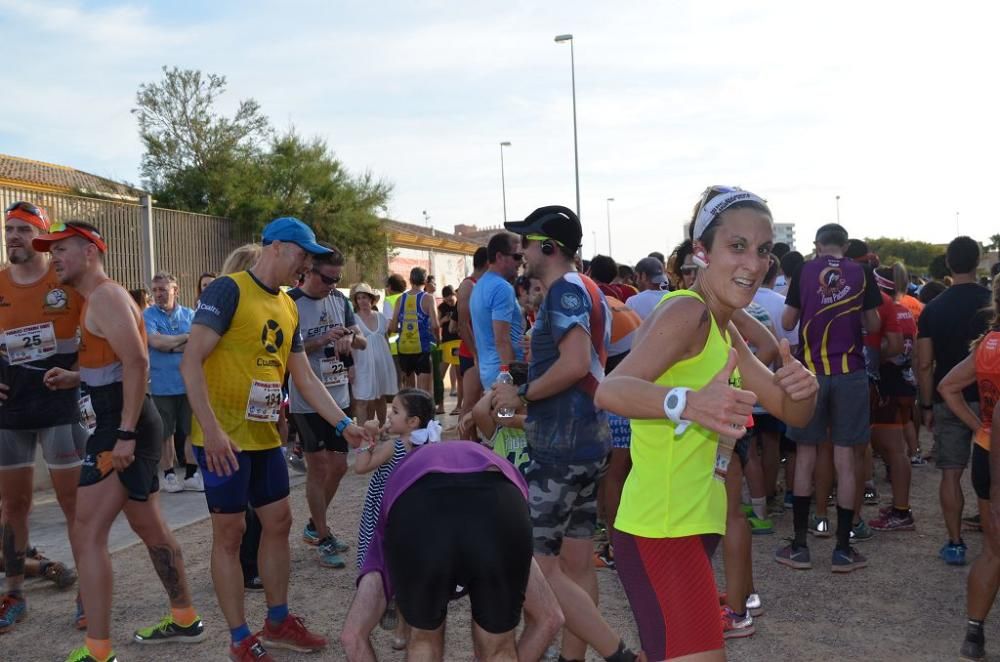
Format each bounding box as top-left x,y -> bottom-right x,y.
836,506 -> 853,552
164,468 -> 175,477
184,463 -> 198,479
793,496 -> 810,548
967,619 -> 985,643
892,507 -> 910,519
602,641 -> 638,662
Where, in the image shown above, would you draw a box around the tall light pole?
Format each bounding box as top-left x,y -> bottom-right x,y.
606,197 -> 615,255
499,141 -> 511,222
835,195 -> 841,224
554,34 -> 581,226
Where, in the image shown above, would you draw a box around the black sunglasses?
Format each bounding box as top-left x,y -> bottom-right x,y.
312,269 -> 341,285
504,252 -> 524,261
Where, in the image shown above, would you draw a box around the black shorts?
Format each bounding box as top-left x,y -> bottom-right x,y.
80,385 -> 163,501
399,352 -> 432,376
605,351 -> 628,374
291,409 -> 351,453
734,431 -> 752,468
386,471 -> 532,634
972,444 -> 991,501
753,413 -> 785,435
152,394 -> 191,439
459,355 -> 476,376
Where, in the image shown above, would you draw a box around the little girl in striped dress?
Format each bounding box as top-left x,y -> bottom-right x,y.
354,388 -> 440,570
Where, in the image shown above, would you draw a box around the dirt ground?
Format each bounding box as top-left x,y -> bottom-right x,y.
5,427 -> 998,661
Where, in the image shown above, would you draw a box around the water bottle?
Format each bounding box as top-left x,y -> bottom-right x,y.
495,365 -> 515,418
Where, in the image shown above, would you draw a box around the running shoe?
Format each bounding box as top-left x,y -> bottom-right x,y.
741,503 -> 755,517
64,646 -> 116,662
133,614 -> 206,644
230,635 -> 274,661
963,514 -> 983,532
183,472 -> 205,492
75,594 -> 87,630
303,522 -> 349,552
863,485 -> 879,505
869,509 -> 916,531
42,560 -> 78,589
317,537 -> 346,569
850,520 -> 874,542
960,628 -> 986,662
721,606 -> 755,639
910,454 -> 927,466
831,547 -> 868,573
287,451 -> 306,474
774,542 -> 812,569
748,515 -> 774,535
244,576 -> 264,591
594,542 -> 615,570
259,614 -> 327,652
163,472 -> 183,493
808,514 -> 832,537
0,595 -> 26,632
940,541 -> 968,566
718,592 -> 764,617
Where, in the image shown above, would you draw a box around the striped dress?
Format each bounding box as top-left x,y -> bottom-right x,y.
356,439 -> 409,569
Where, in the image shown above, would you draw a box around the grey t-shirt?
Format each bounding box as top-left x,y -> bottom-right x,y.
287,288 -> 355,412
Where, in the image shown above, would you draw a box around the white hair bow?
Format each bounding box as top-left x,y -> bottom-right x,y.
410,419 -> 443,446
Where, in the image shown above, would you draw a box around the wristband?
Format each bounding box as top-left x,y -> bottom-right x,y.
517,382 -> 532,404
116,429 -> 138,440
335,417 -> 351,435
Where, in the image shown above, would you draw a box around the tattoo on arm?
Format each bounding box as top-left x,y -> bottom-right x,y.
148,544 -> 184,603
2,524 -> 26,579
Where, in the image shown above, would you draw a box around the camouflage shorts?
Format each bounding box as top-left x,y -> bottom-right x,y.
525,456 -> 608,556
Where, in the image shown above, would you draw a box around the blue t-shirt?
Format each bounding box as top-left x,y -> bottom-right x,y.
143,303 -> 195,396
469,270 -> 524,387
526,272 -> 611,464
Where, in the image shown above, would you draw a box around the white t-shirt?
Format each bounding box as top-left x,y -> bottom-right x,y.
626,288 -> 669,321
753,287 -> 798,347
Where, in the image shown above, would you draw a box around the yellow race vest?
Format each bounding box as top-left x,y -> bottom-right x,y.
615,290 -> 739,539
191,271 -> 298,451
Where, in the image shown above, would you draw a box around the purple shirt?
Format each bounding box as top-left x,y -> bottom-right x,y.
357,441 -> 528,601
785,255 -> 881,376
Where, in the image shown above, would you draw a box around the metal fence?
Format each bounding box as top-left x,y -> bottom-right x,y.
1,186 -> 253,305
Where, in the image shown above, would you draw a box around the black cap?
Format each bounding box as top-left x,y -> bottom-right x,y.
504,205 -> 582,252
635,257 -> 667,284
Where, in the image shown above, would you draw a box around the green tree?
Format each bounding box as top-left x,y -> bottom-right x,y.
863,237 -> 943,274
133,67 -> 391,270
988,234 -> 1000,253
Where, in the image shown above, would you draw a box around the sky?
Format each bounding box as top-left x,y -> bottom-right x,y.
1,0 -> 998,266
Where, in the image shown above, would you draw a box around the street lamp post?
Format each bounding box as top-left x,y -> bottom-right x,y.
606,197 -> 614,255
499,141 -> 511,223
554,34 -> 581,225
835,195 -> 841,224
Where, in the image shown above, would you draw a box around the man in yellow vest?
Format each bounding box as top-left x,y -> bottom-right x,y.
181,217 -> 371,662
388,267 -> 439,393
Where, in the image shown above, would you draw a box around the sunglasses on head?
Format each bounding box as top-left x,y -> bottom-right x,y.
48,222 -> 107,253
312,269 -> 341,285
5,201 -> 48,225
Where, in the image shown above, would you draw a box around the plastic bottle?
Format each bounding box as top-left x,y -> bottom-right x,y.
495,365 -> 515,418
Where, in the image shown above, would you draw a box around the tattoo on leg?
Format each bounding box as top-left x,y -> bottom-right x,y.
148,544 -> 184,602
2,524 -> 26,579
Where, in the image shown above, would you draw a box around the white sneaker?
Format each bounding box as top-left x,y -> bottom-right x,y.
163,473 -> 183,493
183,472 -> 205,492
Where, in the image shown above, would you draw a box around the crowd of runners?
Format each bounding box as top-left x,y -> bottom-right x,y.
1,194 -> 999,661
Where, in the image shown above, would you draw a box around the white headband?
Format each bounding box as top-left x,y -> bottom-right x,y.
693,189 -> 768,240
411,419 -> 443,446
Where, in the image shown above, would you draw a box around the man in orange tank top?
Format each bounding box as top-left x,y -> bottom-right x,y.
32,221 -> 204,662
0,202 -> 85,634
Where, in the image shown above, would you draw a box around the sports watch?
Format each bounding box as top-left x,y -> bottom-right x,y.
517,382 -> 532,404
116,429 -> 138,440
663,387 -> 693,435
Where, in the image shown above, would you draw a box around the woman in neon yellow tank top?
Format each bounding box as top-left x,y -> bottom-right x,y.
595,186 -> 819,662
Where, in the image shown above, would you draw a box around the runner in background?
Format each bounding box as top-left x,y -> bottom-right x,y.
456,247 -> 489,424
389,268 -> 439,393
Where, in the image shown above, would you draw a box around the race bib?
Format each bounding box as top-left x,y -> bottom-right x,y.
245,380 -> 282,422
714,436 -> 737,483
78,395 -> 97,435
5,322 -> 56,365
320,357 -> 348,387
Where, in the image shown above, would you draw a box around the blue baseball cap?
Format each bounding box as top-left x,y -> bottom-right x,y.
261,217 -> 332,255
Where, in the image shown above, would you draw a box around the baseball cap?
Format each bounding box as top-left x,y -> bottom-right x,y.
262,217 -> 332,255
504,205 -> 582,252
635,256 -> 667,285
32,221 -> 107,253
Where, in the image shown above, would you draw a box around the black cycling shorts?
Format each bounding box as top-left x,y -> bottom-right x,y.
385,471 -> 532,634
291,408 -> 351,453
399,352 -> 432,376
972,444 -> 991,501
79,385 -> 163,501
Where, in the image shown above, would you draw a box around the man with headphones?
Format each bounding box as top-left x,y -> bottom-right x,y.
493,207 -> 640,662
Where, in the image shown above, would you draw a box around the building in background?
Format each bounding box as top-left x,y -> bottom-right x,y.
774,222 -> 796,250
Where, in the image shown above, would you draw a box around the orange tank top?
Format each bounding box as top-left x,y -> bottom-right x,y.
79,282 -> 147,387
975,330 -> 1000,450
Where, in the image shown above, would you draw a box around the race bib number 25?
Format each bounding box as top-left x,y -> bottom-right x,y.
5,322 -> 56,365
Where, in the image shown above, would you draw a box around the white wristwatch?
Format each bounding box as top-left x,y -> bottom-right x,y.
663,387 -> 693,435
